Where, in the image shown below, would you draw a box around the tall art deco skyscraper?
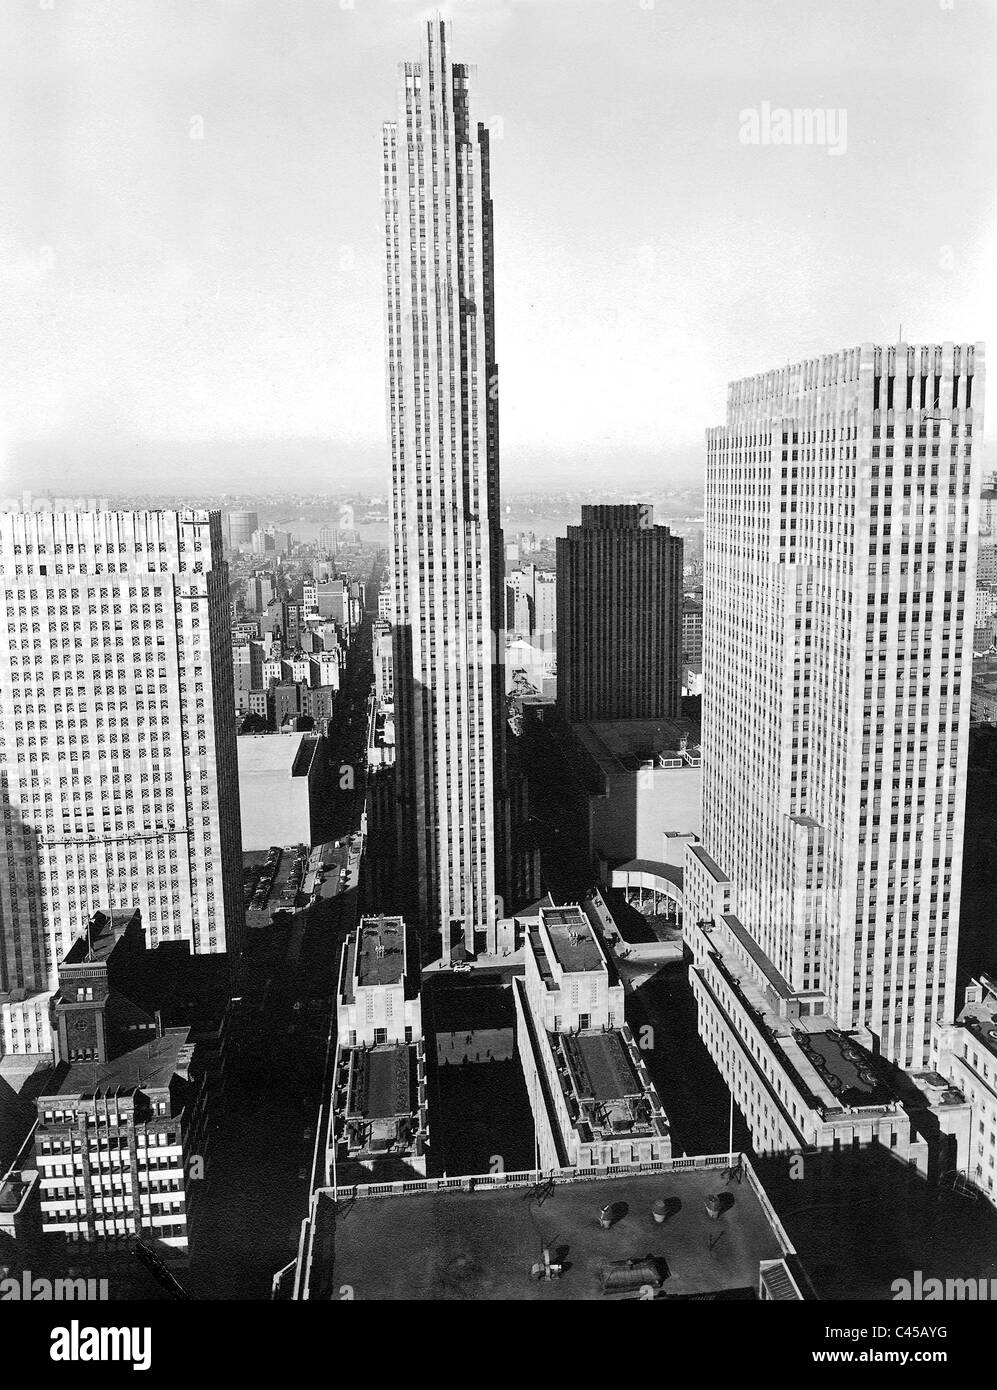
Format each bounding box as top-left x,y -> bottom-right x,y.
383,20 -> 508,959
692,343 -> 983,1071
0,509 -> 245,1013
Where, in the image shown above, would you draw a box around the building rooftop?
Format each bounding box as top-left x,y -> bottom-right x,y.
722,913 -> 794,1002
564,1031 -> 639,1103
60,910 -> 139,968
792,1030 -> 893,1108
688,843 -> 730,884
346,1045 -> 413,1121
354,916 -> 406,988
699,918 -> 899,1120
39,1028 -> 192,1102
571,718 -> 701,775
957,979 -> 997,1062
305,1161 -> 794,1300
337,1041 -> 426,1161
540,904 -> 604,974
236,731 -> 314,776
553,1028 -> 669,1144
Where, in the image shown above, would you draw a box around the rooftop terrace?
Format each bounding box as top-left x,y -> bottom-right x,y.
346,1044 -> 413,1121
337,1041 -> 425,1161
700,918 -> 898,1118
303,1159 -> 794,1301
555,1028 -> 669,1143
540,904 -> 604,974
355,916 -> 406,989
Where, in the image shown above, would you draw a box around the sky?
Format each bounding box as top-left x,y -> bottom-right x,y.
1,0 -> 995,496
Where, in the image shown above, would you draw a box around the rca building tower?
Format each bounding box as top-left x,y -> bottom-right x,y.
383,20 -> 510,960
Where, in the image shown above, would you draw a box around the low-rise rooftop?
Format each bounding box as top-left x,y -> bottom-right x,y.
236,730 -> 316,776
555,1028 -> 669,1143
540,904 -> 604,974
354,915 -> 406,988
700,917 -> 899,1119
304,1160 -> 796,1300
688,843 -> 730,884
571,718 -> 701,775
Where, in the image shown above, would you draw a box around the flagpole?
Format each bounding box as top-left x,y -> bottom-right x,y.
331,1113 -> 338,1204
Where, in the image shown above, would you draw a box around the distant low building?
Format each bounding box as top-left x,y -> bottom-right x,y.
309,650 -> 341,691
681,661 -> 703,697
300,685 -> 336,734
971,665 -> 997,723
681,595 -> 703,664
373,623 -> 393,702
367,699 -> 396,768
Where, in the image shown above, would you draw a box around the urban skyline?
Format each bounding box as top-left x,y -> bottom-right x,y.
1,0 -> 996,1340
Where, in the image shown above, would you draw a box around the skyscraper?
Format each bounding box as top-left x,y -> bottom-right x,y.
0,509 -> 245,1003
227,510 -> 259,551
383,20 -> 508,959
556,505 -> 683,723
691,342 -> 983,1071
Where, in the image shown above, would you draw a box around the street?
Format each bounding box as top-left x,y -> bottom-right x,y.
186,578 -> 381,1298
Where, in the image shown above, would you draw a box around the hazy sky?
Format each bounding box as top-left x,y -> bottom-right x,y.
1,0 -> 995,496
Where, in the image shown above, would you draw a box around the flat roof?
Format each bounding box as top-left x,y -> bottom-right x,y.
310,1165 -> 788,1300
564,1031 -> 640,1103
959,1001 -> 997,1062
346,1044 -> 414,1121
723,913 -> 794,1001
688,843 -> 730,884
571,718 -> 701,775
701,920 -> 899,1118
236,731 -> 312,775
355,916 -> 406,988
794,1030 -> 892,1106
540,904 -> 603,973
